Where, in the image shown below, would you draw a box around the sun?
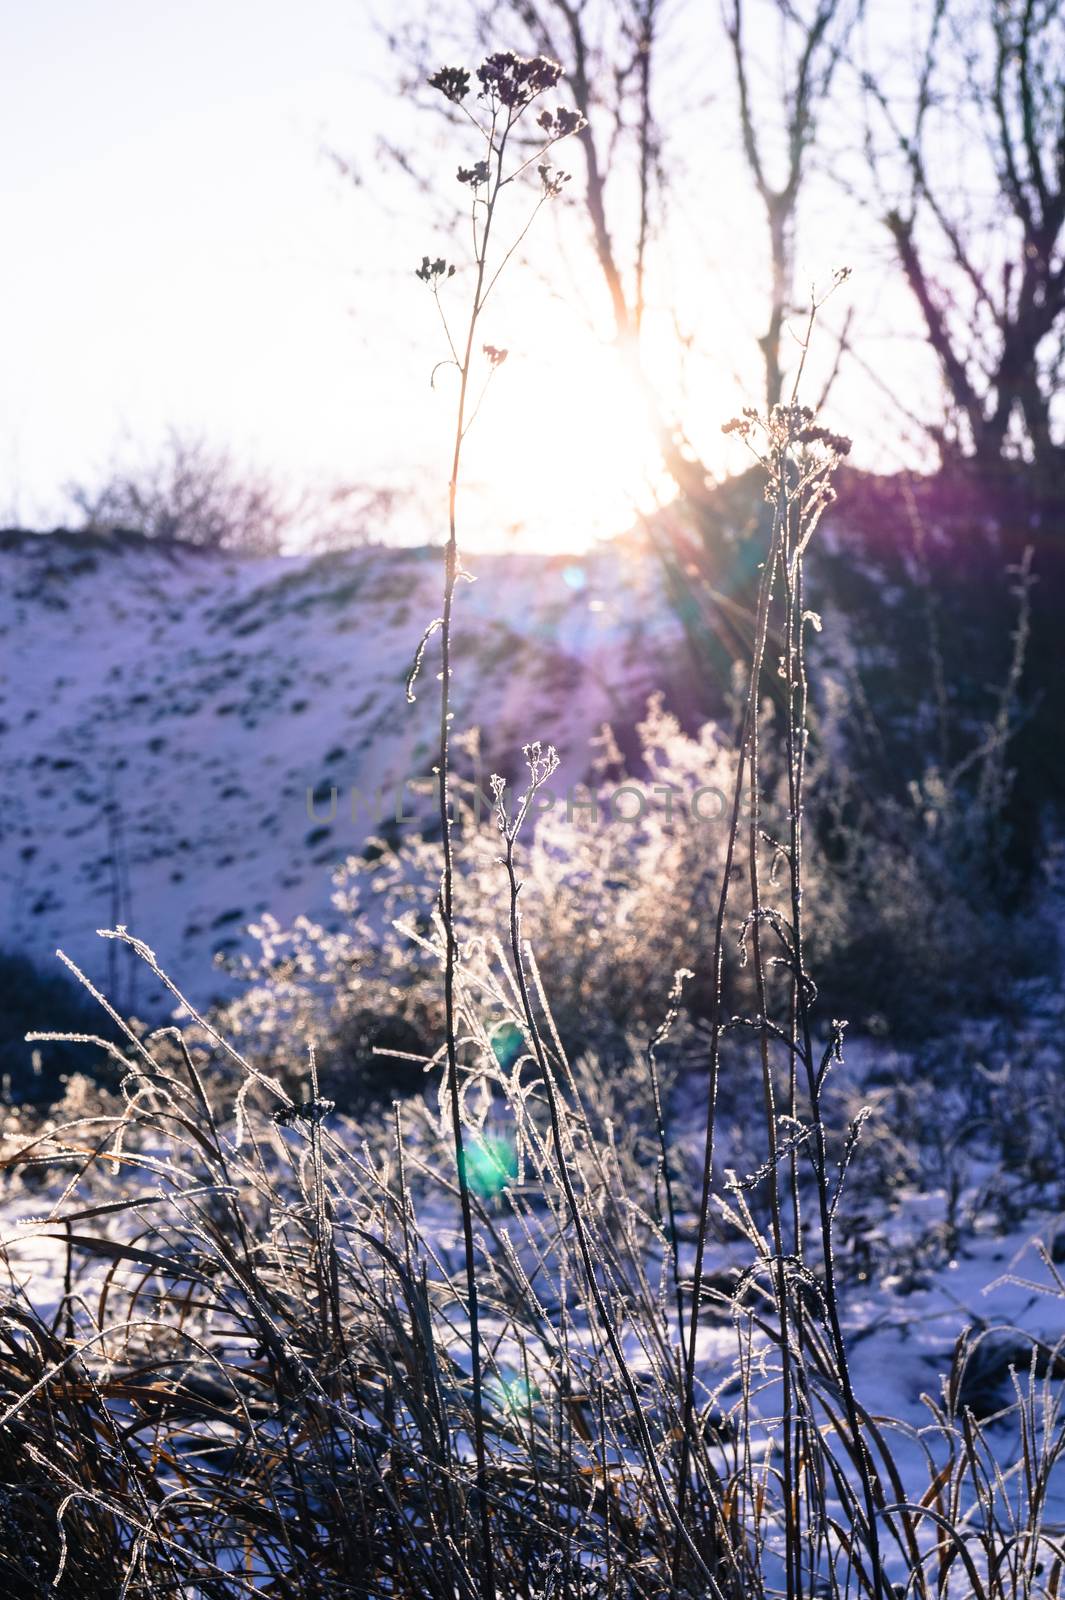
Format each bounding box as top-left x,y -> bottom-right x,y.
461,311 -> 678,553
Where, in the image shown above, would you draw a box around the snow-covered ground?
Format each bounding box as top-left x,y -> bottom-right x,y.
1,529 -> 692,1011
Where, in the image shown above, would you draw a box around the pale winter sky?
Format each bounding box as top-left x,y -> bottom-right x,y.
2,1 -> 938,550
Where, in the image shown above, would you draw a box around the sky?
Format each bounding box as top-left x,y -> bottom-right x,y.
2,2 -> 411,526
1,0 -> 939,551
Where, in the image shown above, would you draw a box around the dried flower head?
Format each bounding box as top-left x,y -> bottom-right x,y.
415,256 -> 456,283
523,741 -> 560,788
483,344 -> 509,367
272,1095 -> 335,1127
457,161 -> 490,188
536,106 -> 586,138
538,163 -> 571,198
798,423 -> 852,457
768,402 -> 812,435
477,51 -> 562,109
427,65 -> 471,103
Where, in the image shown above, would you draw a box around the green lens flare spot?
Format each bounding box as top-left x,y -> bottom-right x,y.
491,1022 -> 524,1072
466,1133 -> 518,1199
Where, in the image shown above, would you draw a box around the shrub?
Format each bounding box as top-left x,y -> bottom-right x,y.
66,428 -> 294,554
219,700 -> 743,1098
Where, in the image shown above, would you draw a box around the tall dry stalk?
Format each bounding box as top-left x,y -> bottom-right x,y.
673,279 -> 889,1598
409,54 -> 586,1597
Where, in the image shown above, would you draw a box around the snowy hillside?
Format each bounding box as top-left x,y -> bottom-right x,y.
1,529 -> 694,1012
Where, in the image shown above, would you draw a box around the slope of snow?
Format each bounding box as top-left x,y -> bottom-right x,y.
1,530 -> 692,1012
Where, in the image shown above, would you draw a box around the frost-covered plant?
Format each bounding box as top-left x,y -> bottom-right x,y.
220,700 -> 743,1096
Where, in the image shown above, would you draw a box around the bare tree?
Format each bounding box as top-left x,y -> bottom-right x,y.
865,0 -> 1065,481
512,1 -> 725,504
67,430 -> 293,554
726,0 -> 860,409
